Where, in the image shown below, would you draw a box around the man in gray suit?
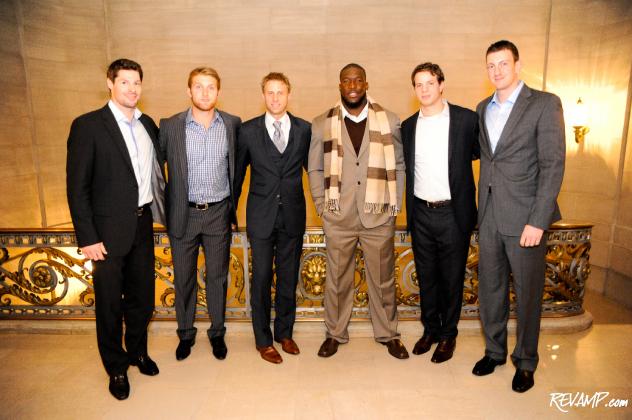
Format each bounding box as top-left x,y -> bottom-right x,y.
472,40 -> 565,393
308,63 -> 408,359
160,67 -> 241,362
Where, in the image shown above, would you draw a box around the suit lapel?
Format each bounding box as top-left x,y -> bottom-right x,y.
101,105 -> 136,179
479,96 -> 493,155
282,113 -> 300,172
175,112 -> 189,197
494,85 -> 532,155
447,104 -> 459,175
219,110 -> 235,184
406,113 -> 419,175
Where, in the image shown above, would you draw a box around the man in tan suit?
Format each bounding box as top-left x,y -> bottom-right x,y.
308,63 -> 408,359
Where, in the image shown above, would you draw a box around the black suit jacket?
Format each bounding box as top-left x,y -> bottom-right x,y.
66,104 -> 165,256
402,103 -> 480,234
234,113 -> 311,238
159,109 -> 241,239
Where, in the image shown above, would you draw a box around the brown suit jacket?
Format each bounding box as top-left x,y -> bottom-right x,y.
307,107 -> 405,229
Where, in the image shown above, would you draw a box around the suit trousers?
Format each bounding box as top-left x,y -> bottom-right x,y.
322,210 -> 399,343
411,198 -> 470,339
170,199 -> 230,341
249,205 -> 303,347
93,209 -> 155,375
478,196 -> 547,371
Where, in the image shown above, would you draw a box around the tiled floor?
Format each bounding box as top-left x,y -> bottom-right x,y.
1,291 -> 630,420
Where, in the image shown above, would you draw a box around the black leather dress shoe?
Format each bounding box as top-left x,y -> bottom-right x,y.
108,373 -> 130,400
431,337 -> 456,363
317,338 -> 340,358
412,335 -> 438,355
129,354 -> 159,376
472,355 -> 506,376
176,338 -> 195,361
512,369 -> 535,393
381,339 -> 409,359
210,336 -> 227,360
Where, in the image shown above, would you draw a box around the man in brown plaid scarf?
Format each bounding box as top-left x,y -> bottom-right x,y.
308,63 -> 408,359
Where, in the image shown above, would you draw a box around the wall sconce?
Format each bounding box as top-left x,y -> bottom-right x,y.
572,98 -> 589,143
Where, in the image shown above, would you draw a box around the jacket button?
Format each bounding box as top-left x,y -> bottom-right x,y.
357,181 -> 361,185
356,162 -> 359,166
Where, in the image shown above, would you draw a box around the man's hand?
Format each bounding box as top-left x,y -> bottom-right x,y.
520,225 -> 544,247
81,242 -> 108,261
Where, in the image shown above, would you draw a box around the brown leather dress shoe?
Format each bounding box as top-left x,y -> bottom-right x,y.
431,337 -> 456,363
317,338 -> 339,358
381,338 -> 409,359
277,338 -> 300,355
257,345 -> 283,364
412,335 -> 438,355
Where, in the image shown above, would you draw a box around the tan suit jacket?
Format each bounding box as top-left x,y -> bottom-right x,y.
308,108 -> 405,227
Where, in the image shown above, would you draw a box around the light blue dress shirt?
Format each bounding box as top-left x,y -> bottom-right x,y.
485,81 -> 524,153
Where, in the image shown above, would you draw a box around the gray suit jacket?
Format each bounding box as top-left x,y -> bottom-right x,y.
308,107 -> 405,229
159,109 -> 241,239
477,84 -> 565,236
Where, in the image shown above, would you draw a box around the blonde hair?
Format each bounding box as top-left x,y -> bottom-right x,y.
260,72 -> 291,92
188,67 -> 221,89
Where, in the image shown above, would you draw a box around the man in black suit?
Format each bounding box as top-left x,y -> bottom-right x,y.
234,72 -> 311,364
66,58 -> 166,400
159,67 -> 241,362
402,63 -> 479,364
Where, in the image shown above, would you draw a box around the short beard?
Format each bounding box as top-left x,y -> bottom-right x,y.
341,93 -> 367,111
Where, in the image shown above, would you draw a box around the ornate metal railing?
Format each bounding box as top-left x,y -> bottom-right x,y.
0,222 -> 591,320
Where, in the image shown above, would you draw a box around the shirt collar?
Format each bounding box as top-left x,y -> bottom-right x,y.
265,112 -> 290,128
490,80 -> 524,106
341,102 -> 369,123
186,108 -> 222,125
418,100 -> 449,119
108,100 -> 142,123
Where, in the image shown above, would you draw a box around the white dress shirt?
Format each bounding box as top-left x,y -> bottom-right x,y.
414,100 -> 451,202
265,112 -> 291,147
108,100 -> 154,206
341,102 -> 369,123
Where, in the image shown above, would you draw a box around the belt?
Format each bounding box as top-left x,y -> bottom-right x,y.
136,202 -> 152,216
188,199 -> 225,210
415,197 -> 451,208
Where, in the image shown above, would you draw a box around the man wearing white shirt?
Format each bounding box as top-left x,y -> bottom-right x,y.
66,59 -> 165,400
402,62 -> 479,364
234,73 -> 312,364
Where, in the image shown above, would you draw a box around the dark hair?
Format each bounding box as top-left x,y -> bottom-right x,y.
410,62 -> 445,86
486,40 -> 520,62
107,58 -> 143,82
339,63 -> 366,80
261,72 -> 291,92
188,67 -> 221,89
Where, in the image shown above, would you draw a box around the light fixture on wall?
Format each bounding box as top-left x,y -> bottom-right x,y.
572,98 -> 589,143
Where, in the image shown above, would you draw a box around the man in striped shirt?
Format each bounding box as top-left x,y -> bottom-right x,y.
159,67 -> 241,362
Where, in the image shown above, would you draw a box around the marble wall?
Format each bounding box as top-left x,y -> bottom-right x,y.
1,0 -> 631,305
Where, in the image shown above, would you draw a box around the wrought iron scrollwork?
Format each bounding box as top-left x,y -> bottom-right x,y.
0,224 -> 592,319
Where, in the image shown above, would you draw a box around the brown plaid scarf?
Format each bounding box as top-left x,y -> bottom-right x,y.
323,97 -> 399,216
